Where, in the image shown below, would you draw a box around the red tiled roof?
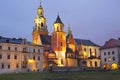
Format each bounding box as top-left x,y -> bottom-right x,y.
101,38 -> 120,49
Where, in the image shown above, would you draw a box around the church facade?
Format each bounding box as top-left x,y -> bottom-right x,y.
32,3 -> 101,69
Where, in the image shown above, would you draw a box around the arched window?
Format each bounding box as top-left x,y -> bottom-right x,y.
41,22 -> 43,27
90,61 -> 92,67
90,48 -> 92,57
95,61 -> 97,67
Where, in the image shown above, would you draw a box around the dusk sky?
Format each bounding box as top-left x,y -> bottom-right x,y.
0,0 -> 120,45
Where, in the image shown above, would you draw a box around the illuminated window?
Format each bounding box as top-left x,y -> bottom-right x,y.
108,57 -> 111,61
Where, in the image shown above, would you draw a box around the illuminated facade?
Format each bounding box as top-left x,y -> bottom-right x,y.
32,2 -> 101,68
75,39 -> 101,68
52,15 -> 66,66
0,37 -> 44,74
100,38 -> 120,70
32,4 -> 48,45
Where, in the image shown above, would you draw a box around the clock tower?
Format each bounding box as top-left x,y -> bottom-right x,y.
32,2 -> 48,45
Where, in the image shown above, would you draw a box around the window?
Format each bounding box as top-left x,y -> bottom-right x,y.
8,47 -> 10,50
108,57 -> 111,61
108,52 -> 110,55
33,56 -> 35,60
0,54 -> 2,59
90,61 -> 92,67
95,61 -> 97,67
0,46 -> 2,49
23,48 -> 27,52
104,52 -> 106,55
2,63 -> 4,69
38,49 -> 40,53
61,35 -> 62,39
16,64 -> 19,68
7,54 -> 10,59
14,55 -> 17,59
90,48 -> 92,57
112,51 -> 115,55
41,22 -> 43,27
113,57 -> 115,61
38,56 -> 40,60
94,49 -> 97,56
8,64 -> 10,69
61,59 -> 63,65
15,47 -> 17,51
84,48 -> 86,52
104,58 -> 107,62
33,49 -> 35,52
61,42 -> 62,46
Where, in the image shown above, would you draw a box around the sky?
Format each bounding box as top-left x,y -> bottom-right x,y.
0,0 -> 120,46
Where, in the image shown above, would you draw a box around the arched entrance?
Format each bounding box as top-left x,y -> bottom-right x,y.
103,64 -> 111,70
111,63 -> 118,70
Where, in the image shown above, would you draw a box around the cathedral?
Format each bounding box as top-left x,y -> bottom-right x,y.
32,3 -> 101,69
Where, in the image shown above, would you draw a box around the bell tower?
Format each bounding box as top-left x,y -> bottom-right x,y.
32,1 -> 48,45
52,15 -> 66,66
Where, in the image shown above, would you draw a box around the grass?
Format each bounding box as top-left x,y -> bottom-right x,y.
0,71 -> 120,80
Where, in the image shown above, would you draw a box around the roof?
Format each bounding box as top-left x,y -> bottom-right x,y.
75,39 -> 100,47
40,35 -> 51,45
0,36 -> 31,45
54,15 -> 63,24
100,38 -> 120,49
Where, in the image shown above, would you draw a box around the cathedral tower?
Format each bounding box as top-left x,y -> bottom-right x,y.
52,15 -> 66,66
32,2 -> 48,45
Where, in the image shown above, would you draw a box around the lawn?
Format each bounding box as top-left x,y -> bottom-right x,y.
0,71 -> 120,80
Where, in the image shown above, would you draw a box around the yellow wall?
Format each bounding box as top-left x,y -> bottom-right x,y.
67,58 -> 77,67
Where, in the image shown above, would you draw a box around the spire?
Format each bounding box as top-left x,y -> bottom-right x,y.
68,24 -> 71,35
40,0 -> 42,6
54,14 -> 63,24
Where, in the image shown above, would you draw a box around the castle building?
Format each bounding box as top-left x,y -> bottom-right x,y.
0,36 -> 44,73
100,38 -> 120,70
32,2 -> 101,69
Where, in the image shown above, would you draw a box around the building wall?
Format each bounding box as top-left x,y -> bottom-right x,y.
100,48 -> 119,69
0,42 -> 44,73
80,45 -> 100,58
67,58 -> 77,67
86,59 -> 100,67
